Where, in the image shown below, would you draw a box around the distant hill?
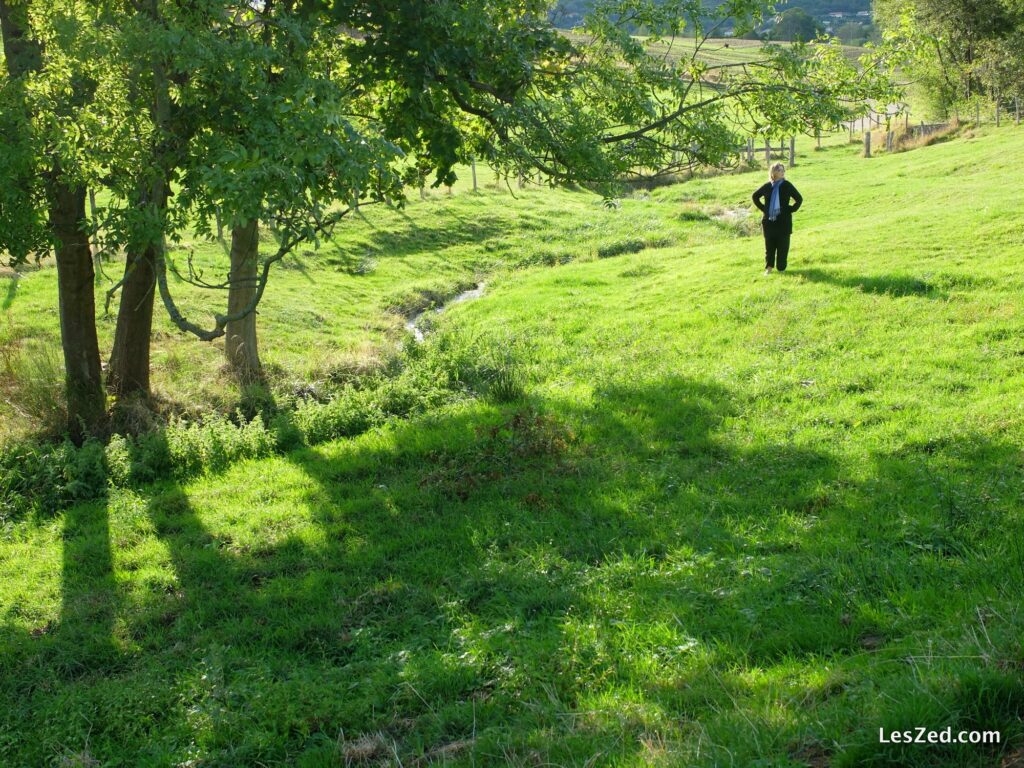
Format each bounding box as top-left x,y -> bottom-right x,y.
550,1 -> 872,30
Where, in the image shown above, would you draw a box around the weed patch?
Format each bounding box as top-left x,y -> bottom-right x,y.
0,342 -> 66,438
597,237 -> 647,259
419,406 -> 575,500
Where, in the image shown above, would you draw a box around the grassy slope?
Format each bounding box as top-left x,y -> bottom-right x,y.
3,128 -> 1024,766
1,173 -> 694,439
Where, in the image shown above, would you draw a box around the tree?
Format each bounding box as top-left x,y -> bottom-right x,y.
91,1 -> 403,391
773,8 -> 824,42
837,21 -> 872,45
875,0 -> 1023,115
0,0 -> 106,442
319,0 -> 905,184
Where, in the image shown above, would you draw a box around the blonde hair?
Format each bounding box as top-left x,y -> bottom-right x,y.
770,163 -> 786,181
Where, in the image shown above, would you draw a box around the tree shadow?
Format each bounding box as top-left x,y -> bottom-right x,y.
275,376 -> 859,760
336,207 -> 511,264
54,497 -> 119,676
2,276 -> 17,311
0,459 -> 122,764
6,375 -> 1022,766
792,267 -> 945,298
0,494 -> 120,678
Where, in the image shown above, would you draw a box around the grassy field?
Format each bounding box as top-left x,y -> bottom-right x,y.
3,125 -> 1024,766
563,34 -> 867,68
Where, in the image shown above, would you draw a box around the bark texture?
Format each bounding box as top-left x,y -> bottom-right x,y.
225,219 -> 262,380
107,246 -> 157,398
50,183 -> 106,439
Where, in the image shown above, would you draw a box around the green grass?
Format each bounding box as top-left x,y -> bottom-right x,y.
3,125 -> 1024,766
0,165 -> 699,441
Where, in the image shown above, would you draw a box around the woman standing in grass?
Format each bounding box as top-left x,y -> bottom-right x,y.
753,162 -> 802,275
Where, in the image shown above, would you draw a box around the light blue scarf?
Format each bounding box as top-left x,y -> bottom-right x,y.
768,179 -> 783,221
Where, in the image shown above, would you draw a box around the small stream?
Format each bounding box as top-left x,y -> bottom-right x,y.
405,283 -> 486,342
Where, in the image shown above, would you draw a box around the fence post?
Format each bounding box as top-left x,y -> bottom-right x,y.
419,182 -> 426,201
765,138 -> 770,165
789,136 -> 796,165
975,103 -> 980,125
886,131 -> 893,153
996,100 -> 1001,127
1016,96 -> 1021,125
863,131 -> 871,158
518,172 -> 525,189
471,157 -> 478,192
816,128 -> 821,149
905,113 -> 909,132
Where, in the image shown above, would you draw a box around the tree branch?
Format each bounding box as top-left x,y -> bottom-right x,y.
154,204 -> 372,341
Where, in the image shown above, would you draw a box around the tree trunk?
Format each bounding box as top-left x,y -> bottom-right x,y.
50,183 -> 106,441
107,0 -> 178,400
225,219 -> 262,380
0,0 -> 40,77
107,246 -> 156,398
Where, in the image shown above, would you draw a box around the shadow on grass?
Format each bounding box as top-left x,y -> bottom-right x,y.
327,207 -> 510,270
0,494 -> 121,688
3,376 -> 1023,766
2,277 -> 17,311
793,268 -> 944,298
55,498 -> 119,675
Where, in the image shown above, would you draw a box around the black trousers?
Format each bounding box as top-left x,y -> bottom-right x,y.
762,224 -> 791,271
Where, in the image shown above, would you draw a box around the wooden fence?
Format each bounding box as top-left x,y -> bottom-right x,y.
846,98 -> 1023,158
737,137 -> 799,166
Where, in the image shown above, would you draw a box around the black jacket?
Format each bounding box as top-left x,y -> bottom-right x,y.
753,179 -> 803,234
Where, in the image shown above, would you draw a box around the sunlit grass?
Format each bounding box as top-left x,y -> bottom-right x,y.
2,125 -> 1024,765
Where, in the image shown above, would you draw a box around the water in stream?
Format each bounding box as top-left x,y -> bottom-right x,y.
405,283 -> 486,342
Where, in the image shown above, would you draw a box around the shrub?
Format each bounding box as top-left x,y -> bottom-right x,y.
165,414 -> 277,478
270,411 -> 305,451
237,384 -> 279,423
0,438 -> 108,520
62,439 -> 107,503
127,429 -> 173,484
434,332 -> 528,404
104,434 -> 133,487
293,388 -> 384,445
645,235 -> 674,249
516,248 -> 575,268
